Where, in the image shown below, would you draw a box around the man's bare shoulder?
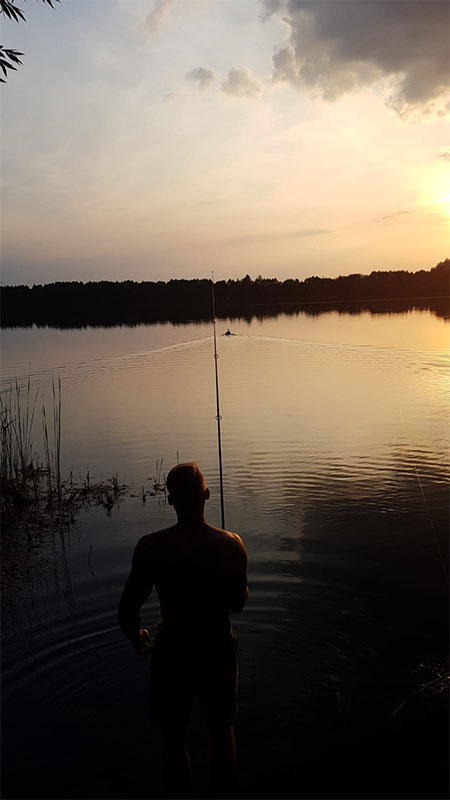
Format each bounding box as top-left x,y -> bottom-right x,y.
206,524 -> 247,556
134,526 -> 176,557
228,530 -> 247,552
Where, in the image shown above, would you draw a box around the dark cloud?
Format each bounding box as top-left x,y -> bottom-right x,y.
186,66 -> 215,90
263,0 -> 449,116
221,67 -> 261,97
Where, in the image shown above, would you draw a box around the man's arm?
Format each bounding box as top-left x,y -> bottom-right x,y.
118,537 -> 153,654
229,535 -> 249,613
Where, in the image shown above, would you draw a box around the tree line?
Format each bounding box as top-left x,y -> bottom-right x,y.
1,259 -> 448,328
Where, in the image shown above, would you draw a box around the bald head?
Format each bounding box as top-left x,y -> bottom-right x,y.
166,462 -> 210,516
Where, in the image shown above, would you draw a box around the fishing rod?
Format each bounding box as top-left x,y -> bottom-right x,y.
211,271 -> 225,530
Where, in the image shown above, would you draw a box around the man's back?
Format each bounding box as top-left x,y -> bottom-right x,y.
132,520 -> 247,636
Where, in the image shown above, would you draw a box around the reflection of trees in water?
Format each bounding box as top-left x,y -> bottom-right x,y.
2,260 -> 448,327
2,297 -> 448,329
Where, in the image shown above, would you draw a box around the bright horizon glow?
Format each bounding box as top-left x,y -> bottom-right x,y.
1,0 -> 449,286
436,193 -> 450,217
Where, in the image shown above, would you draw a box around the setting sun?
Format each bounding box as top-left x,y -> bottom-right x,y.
437,192 -> 450,216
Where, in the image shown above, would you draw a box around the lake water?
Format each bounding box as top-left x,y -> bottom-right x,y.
1,307 -> 449,799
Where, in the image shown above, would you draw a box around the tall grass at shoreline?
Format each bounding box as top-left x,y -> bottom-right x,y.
1,377 -> 38,492
41,377 -> 62,502
0,376 -> 114,534
1,377 -> 62,514
1,376 -> 167,538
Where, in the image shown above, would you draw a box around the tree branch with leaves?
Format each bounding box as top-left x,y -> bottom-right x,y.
1,0 -> 59,82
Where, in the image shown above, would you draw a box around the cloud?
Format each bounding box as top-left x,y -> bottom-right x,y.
163,92 -> 183,103
259,0 -> 284,22
221,67 -> 261,98
294,228 -> 331,237
437,147 -> 450,162
263,0 -> 449,116
143,0 -> 176,34
186,66 -> 215,90
379,211 -> 410,221
217,228 -> 332,246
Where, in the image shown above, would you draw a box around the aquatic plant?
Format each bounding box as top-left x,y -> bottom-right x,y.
1,378 -> 38,488
1,378 -> 40,509
0,377 -> 122,534
150,457 -> 166,494
1,376 -> 168,540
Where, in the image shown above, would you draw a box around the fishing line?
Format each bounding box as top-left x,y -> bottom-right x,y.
390,671 -> 450,719
398,408 -> 449,589
211,272 -> 226,529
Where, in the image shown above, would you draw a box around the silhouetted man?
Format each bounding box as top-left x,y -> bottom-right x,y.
118,462 -> 248,797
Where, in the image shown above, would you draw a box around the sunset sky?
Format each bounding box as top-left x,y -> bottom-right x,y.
1,0 -> 449,286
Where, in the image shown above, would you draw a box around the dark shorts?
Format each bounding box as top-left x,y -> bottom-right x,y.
148,628 -> 239,735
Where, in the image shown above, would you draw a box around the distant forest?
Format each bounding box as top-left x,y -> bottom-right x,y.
1,259 -> 449,328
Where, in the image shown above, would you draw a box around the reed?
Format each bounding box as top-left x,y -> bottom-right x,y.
53,377 -> 62,498
1,376 -> 62,523
41,399 -> 52,502
41,378 -> 62,505
0,379 -> 39,488
1,375 -> 167,541
15,376 -> 39,483
151,457 -> 166,493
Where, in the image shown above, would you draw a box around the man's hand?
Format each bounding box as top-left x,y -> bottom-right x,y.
133,628 -> 152,656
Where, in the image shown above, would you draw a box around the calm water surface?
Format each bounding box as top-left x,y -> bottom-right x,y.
2,308 -> 449,799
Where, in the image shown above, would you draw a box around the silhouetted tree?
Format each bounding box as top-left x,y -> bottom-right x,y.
1,260 -> 448,328
1,0 -> 58,82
